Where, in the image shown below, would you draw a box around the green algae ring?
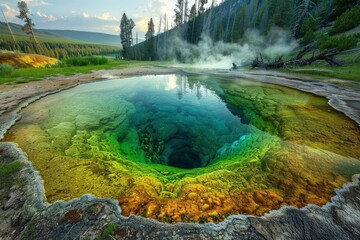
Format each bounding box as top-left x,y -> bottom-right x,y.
4,74 -> 360,223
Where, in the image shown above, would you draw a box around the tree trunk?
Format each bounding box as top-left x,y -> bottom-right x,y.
30,31 -> 42,55
293,0 -> 313,39
252,48 -> 342,69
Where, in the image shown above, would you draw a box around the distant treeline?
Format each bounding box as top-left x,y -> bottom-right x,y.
0,39 -> 120,59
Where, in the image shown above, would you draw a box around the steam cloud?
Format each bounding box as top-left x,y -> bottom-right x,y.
160,27 -> 298,69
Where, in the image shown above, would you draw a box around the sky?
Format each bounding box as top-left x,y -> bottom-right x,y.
0,0 -> 213,37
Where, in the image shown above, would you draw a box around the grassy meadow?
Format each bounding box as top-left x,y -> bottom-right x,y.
0,58 -> 154,84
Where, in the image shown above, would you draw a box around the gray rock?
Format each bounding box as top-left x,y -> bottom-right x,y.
4,186 -> 24,210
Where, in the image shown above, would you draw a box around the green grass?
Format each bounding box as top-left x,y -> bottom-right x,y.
280,49 -> 360,82
317,34 -> 358,51
65,56 -> 108,66
0,63 -> 14,74
0,60 -> 154,84
330,6 -> 360,35
283,63 -> 360,81
20,223 -> 36,240
0,161 -> 23,189
98,222 -> 116,240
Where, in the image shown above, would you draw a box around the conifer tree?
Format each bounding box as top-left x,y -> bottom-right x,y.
184,0 -> 189,23
214,19 -> 224,41
120,13 -> 135,58
174,0 -> 184,26
17,1 -> 42,54
293,0 -> 316,38
199,0 -> 208,14
145,18 -> 155,60
145,18 -> 155,40
189,3 -> 197,20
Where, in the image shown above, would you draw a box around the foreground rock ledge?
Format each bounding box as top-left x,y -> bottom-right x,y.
0,142 -> 360,239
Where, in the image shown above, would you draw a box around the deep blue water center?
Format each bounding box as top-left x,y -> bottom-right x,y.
114,75 -> 248,169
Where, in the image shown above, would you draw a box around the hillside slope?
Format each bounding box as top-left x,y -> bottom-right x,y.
0,22 -> 120,58
130,0 -> 359,63
0,22 -> 65,42
0,22 -> 120,47
45,30 -> 120,47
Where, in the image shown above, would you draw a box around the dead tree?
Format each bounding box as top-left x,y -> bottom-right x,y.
17,1 -> 43,54
252,48 -> 342,69
1,7 -> 19,51
293,0 -> 316,39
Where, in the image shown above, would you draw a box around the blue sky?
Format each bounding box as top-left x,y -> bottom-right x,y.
0,0 -> 211,37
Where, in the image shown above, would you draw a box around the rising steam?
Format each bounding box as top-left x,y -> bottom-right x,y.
160,27 -> 298,69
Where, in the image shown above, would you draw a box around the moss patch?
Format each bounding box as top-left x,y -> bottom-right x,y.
0,161 -> 22,189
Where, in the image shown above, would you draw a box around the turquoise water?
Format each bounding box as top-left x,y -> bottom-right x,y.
126,75 -> 249,168
6,74 -> 360,223
36,74 -> 250,169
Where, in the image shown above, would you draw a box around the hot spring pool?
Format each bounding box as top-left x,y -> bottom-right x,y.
4,74 -> 360,223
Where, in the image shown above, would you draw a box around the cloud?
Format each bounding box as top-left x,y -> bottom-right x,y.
155,0 -> 174,15
59,12 -> 120,33
143,0 -> 177,16
129,0 -> 175,35
26,0 -> 50,6
82,12 -> 89,18
1,0 -> 183,36
104,25 -> 120,32
0,4 -> 19,22
81,11 -> 118,22
132,15 -> 149,33
36,11 -> 57,21
35,14 -> 120,35
95,12 -> 118,21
